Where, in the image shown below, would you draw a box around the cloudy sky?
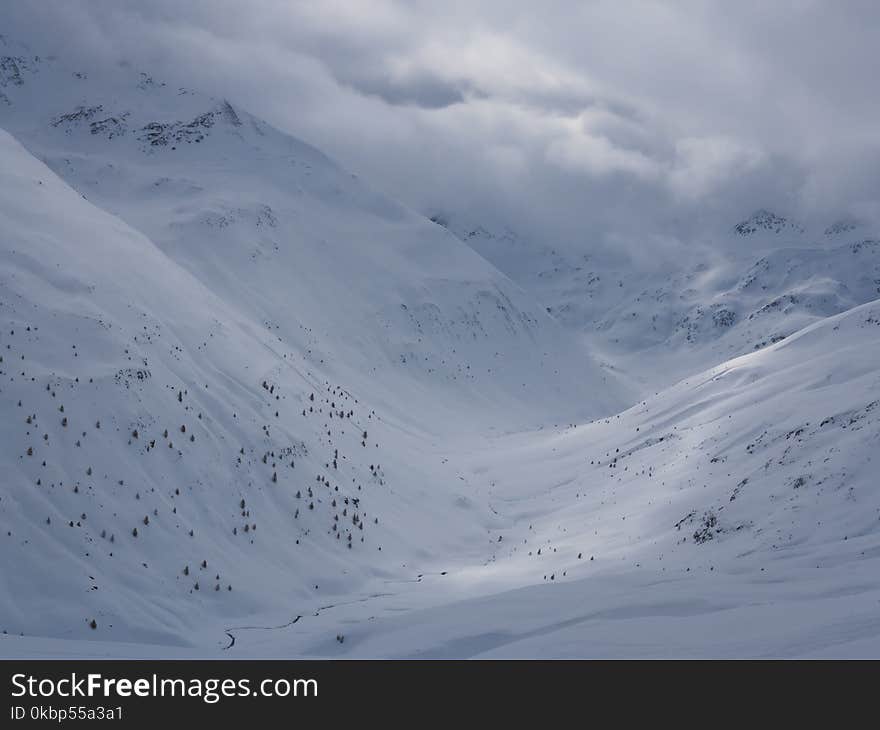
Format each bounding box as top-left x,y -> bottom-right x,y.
8,1 -> 880,249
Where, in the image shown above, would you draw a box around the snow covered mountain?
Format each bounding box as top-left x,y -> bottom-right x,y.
0,39 -> 624,429
1,36 -> 879,658
264,299 -> 880,658
0,40 -> 623,649
438,209 -> 880,392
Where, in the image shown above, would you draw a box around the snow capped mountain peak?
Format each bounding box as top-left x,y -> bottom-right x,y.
824,217 -> 863,237
733,208 -> 804,237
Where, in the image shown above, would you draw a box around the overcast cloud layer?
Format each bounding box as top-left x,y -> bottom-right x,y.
6,1 -> 880,251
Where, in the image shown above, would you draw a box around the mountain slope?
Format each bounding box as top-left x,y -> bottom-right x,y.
0,127 -> 510,647
6,266 -> 876,657
0,40 -> 623,650
210,298 -> 880,658
439,211 -> 880,392
0,40 -> 625,430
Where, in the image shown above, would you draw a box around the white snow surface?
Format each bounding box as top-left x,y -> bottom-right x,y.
1,41 -> 879,658
440,211 -> 880,394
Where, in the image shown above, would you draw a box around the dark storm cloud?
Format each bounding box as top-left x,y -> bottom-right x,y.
337,72 -> 474,109
5,1 -> 880,252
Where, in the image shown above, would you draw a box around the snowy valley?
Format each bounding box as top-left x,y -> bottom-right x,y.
1,37 -> 879,658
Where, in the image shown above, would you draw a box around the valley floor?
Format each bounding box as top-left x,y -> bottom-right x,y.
6,297 -> 880,658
